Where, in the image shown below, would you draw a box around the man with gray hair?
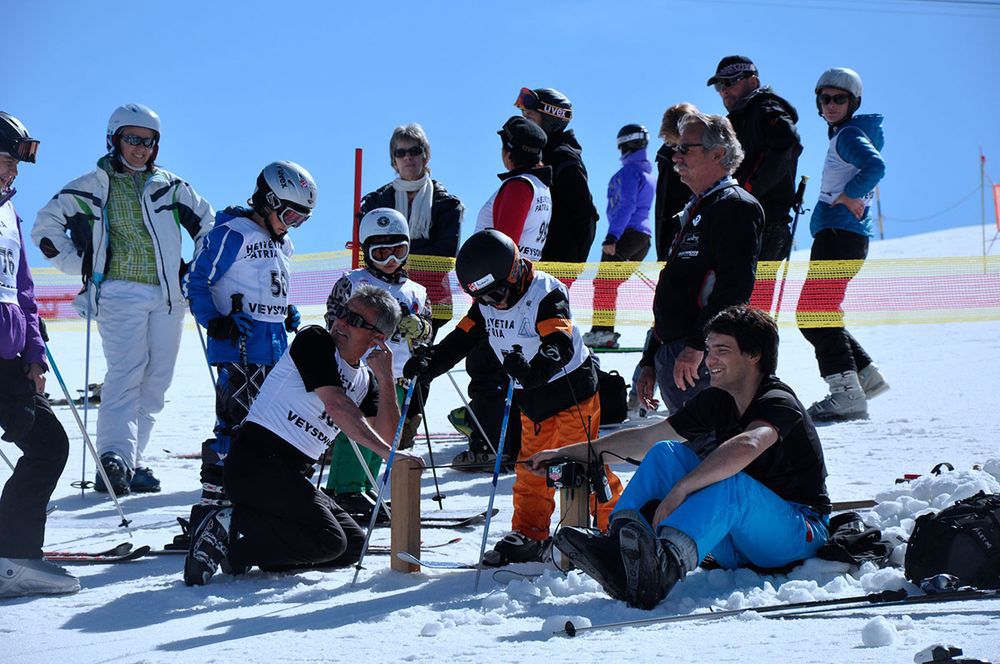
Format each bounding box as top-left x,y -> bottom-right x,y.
185,284 -> 424,585
635,113 -> 764,415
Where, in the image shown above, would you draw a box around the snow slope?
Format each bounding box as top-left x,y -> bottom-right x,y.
2,226 -> 999,664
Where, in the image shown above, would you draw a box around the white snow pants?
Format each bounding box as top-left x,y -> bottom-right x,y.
95,280 -> 185,469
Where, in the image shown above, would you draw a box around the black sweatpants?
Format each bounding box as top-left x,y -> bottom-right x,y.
0,390 -> 69,559
224,423 -> 364,571
797,228 -> 874,376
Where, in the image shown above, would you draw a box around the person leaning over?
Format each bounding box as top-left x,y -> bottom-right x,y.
32,103 -> 214,496
636,113 -> 763,415
534,306 -> 831,610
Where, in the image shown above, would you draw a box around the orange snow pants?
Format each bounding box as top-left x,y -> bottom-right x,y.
511,392 -> 624,541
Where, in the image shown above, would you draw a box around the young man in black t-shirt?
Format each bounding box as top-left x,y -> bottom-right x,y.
531,305 -> 830,610
185,284 -> 424,586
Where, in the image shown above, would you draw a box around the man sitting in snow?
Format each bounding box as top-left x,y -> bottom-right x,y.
185,285 -> 423,585
530,305 -> 831,609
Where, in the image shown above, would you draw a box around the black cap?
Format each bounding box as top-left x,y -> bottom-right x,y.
706,55 -> 758,86
498,116 -> 546,158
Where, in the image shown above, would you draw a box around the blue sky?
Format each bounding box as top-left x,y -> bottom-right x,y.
8,0 -> 1000,265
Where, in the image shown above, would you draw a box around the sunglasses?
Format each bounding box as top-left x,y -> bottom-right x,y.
120,134 -> 157,148
393,146 -> 425,158
675,143 -> 704,155
818,93 -> 851,106
369,241 -> 409,266
713,75 -> 748,92
340,308 -> 381,333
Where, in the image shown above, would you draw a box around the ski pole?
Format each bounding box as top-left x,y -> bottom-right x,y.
81,289 -> 93,498
0,447 -> 15,472
445,371 -> 499,456
194,322 -> 217,388
45,345 -> 132,530
231,293 -> 248,370
347,439 -> 389,519
414,383 -> 445,509
351,378 -> 417,585
474,378 -> 515,592
773,175 -> 808,323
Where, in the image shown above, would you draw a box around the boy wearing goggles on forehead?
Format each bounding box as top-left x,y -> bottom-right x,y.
181,161 -> 316,545
403,229 -> 624,566
321,207 -> 432,521
32,103 -> 215,497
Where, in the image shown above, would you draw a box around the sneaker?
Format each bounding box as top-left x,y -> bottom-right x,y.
553,526 -> 627,600
451,449 -> 513,474
0,557 -> 80,598
858,364 -> 890,400
93,453 -> 132,496
619,522 -> 683,610
582,330 -> 621,349
447,407 -> 474,438
184,506 -> 232,586
483,531 -> 551,567
332,492 -> 389,524
807,370 -> 868,422
130,467 -> 161,493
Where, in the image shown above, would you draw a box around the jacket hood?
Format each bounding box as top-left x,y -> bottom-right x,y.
621,147 -> 652,172
546,128 -> 582,152
839,114 -> 884,151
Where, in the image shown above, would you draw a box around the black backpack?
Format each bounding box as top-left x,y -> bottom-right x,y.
596,369 -> 628,425
904,491 -> 1000,589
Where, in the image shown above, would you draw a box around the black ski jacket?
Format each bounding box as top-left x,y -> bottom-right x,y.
653,144 -> 692,261
360,180 -> 464,258
727,87 -> 802,229
539,129 -> 599,262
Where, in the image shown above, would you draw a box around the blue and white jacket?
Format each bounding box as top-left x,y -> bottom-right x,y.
184,207 -> 293,365
605,148 -> 655,242
810,114 -> 885,238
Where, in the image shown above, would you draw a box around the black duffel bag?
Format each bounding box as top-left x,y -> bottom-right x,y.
597,369 -> 628,425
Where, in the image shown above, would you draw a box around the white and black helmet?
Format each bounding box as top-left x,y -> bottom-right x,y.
250,161 -> 318,228
359,207 -> 410,269
815,68 -> 863,116
616,123 -> 649,152
106,103 -> 161,159
0,112 -> 39,164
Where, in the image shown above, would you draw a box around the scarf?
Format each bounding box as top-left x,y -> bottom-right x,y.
392,173 -> 433,240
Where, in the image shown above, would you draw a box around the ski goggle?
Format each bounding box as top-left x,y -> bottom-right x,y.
514,87 -> 539,111
368,241 -> 409,266
818,93 -> 851,106
266,191 -> 311,228
1,139 -> 39,164
514,87 -> 572,121
340,309 -> 381,333
120,134 -> 157,148
472,282 -> 511,308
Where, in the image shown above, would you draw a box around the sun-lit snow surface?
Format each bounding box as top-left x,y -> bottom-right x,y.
3,226 -> 999,664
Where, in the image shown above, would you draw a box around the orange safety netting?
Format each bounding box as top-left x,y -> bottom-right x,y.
31,253 -> 1000,327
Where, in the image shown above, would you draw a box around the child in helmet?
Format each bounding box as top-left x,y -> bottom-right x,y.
404,229 -> 624,566
321,207 -> 431,520
181,161 -> 317,553
32,103 -> 215,496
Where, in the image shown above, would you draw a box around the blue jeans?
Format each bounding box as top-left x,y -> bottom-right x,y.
612,441 -> 828,569
655,339 -> 711,414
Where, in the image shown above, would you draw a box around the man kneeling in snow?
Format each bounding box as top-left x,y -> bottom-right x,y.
530,305 -> 831,609
185,284 -> 423,585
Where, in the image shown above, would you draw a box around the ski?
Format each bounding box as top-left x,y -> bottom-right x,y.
590,347 -> 643,354
420,508 -> 498,529
45,545 -> 151,564
44,542 -> 133,558
558,586 -> 1000,637
49,382 -> 102,406
492,569 -> 544,584
396,551 -> 479,570
367,537 -> 463,556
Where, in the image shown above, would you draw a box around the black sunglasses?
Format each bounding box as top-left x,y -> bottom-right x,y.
393,146 -> 424,158
675,143 -> 704,155
713,75 -> 749,92
818,93 -> 851,106
120,134 -> 157,148
340,309 -> 381,333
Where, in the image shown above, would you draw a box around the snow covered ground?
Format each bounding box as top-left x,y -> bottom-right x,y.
3,226 -> 999,664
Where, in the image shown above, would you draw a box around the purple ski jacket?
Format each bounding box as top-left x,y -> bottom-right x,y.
605,148 -> 655,242
0,198 -> 46,367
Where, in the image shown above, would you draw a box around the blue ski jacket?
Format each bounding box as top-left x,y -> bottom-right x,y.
605,148 -> 655,242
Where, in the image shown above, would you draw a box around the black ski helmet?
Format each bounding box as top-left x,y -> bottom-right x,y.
616,123 -> 648,154
0,112 -> 39,164
455,229 -> 526,307
515,87 -> 573,134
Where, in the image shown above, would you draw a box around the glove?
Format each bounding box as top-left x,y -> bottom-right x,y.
285,305 -> 301,333
402,345 -> 435,381
502,349 -> 535,387
398,314 -> 428,342
206,311 -> 253,341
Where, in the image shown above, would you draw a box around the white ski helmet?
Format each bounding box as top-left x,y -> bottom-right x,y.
106,103 -> 161,158
250,161 -> 318,228
359,207 -> 410,269
815,68 -> 863,116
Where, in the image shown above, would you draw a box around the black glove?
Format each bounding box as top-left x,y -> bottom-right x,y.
502,349 -> 538,388
206,312 -> 253,341
403,345 -> 435,381
503,344 -> 563,390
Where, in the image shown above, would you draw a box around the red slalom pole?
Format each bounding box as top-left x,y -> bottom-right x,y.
352,148 -> 363,269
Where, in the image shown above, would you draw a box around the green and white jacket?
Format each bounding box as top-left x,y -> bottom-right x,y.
32,157 -> 215,313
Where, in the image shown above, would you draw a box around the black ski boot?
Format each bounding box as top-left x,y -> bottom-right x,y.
184,506 -> 232,586
619,521 -> 683,610
483,532 -> 550,567
553,526 -> 627,600
331,492 -> 389,524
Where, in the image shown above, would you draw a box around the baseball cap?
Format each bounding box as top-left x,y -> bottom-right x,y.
498,116 -> 546,158
706,56 -> 758,86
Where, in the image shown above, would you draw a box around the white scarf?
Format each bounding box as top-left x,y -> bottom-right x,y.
392,173 -> 433,240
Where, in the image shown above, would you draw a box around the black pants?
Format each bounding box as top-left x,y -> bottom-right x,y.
201,361 -> 271,488
465,340 -> 521,459
0,387 -> 69,558
225,424 -> 364,571
759,223 -> 793,262
798,228 -> 873,376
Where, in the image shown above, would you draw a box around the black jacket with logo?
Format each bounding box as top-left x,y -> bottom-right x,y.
653,144 -> 692,261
